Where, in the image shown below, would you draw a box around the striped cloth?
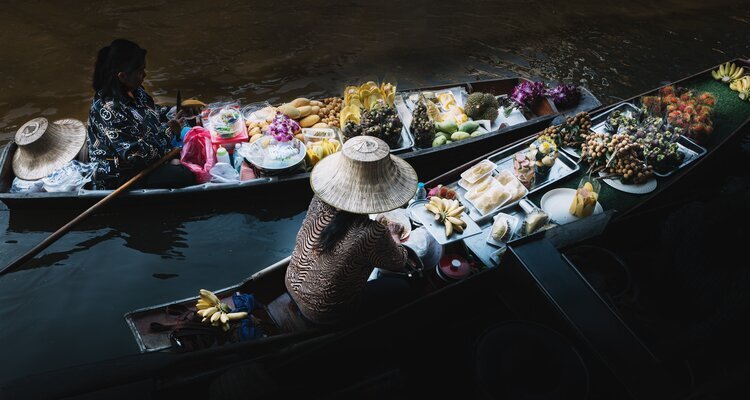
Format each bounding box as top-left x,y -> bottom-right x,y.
285,196 -> 408,324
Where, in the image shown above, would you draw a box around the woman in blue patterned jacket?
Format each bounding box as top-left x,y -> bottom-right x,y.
87,39 -> 195,189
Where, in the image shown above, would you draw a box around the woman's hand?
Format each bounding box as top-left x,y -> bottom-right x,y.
388,222 -> 405,243
167,110 -> 184,137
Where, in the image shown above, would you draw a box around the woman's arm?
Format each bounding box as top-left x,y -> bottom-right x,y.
369,223 -> 409,273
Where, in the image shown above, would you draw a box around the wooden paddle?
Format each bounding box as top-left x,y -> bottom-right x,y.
0,147 -> 182,276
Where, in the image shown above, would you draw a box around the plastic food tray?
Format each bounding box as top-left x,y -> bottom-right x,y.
453,137 -> 580,224
412,206 -> 482,246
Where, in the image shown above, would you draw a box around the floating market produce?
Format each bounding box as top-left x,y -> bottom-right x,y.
341,81 -> 403,147
0,77 -> 585,210
124,60 -> 750,375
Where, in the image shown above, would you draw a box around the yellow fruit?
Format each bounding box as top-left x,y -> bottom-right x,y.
306,149 -> 320,166
312,122 -> 329,128
300,114 -> 321,128
297,105 -> 312,117
583,182 -> 593,192
294,133 -> 305,142
311,105 -> 320,115
279,103 -> 300,119
250,133 -> 263,143
290,98 -> 310,107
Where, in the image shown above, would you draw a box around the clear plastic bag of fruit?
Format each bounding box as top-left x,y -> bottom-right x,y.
570,175 -> 601,218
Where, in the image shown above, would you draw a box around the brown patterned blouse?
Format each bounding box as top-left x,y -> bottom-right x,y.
285,196 -> 408,325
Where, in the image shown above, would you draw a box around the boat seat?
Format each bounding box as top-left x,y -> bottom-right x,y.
265,293 -> 314,333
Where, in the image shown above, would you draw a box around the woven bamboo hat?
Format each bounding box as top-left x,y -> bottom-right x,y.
310,135 -> 418,214
12,117 -> 87,180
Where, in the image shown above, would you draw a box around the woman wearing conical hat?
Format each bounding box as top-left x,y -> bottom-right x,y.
285,136 -> 419,325
86,39 -> 197,189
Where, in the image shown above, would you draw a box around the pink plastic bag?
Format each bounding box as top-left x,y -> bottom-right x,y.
180,127 -> 216,183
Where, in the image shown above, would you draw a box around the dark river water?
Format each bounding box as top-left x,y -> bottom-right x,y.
1,0 -> 749,385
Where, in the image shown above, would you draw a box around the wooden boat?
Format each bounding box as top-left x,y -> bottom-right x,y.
122,59 -> 749,351
5,61 -> 748,399
0,78 -> 600,210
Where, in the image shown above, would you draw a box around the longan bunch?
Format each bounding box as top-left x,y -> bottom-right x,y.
580,133 -> 653,184
543,111 -> 593,148
320,97 -> 343,128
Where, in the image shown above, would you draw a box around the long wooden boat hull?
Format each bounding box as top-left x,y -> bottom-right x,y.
0,78 -> 604,210
3,60 -> 748,399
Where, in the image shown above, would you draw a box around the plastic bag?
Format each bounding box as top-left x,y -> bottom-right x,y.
11,177 -> 44,193
180,127 -> 216,184
403,227 -> 443,269
41,160 -> 96,192
209,162 -> 240,183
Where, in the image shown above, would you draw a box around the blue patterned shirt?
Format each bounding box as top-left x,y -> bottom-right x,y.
87,87 -> 173,189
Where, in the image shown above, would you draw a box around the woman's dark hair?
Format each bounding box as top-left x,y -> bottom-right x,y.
92,39 -> 146,101
317,211 -> 365,253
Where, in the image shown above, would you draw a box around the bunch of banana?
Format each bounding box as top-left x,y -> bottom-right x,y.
712,62 -> 745,83
380,82 -> 396,106
425,197 -> 467,237
729,76 -> 750,101
195,289 -> 248,332
339,105 -> 362,128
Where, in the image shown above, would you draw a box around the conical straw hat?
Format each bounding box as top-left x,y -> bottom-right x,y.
310,135 -> 418,214
12,117 -> 87,180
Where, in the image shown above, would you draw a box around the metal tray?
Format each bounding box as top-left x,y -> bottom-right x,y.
562,102 -> 640,159
453,137 -> 580,224
391,95 -> 417,153
652,135 -> 706,177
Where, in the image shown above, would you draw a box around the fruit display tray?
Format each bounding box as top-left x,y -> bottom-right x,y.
452,137 -> 580,224
573,102 -> 707,177
412,206 -> 482,246
390,95 -> 417,153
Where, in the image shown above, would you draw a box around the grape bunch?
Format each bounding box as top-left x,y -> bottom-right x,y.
542,111 -> 593,148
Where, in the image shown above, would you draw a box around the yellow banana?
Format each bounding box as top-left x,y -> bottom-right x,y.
210,310 -> 222,323
425,203 -> 440,214
226,312 -> 249,321
447,216 -> 466,228
220,312 -> 229,324
454,224 -> 464,234
199,289 -> 220,305
448,206 -> 465,218
712,62 -> 745,83
197,307 -> 218,318
195,299 -> 212,309
730,76 -> 750,100
445,220 -> 453,237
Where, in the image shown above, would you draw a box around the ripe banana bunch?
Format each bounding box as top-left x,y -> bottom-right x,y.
712,62 -> 745,83
195,289 -> 248,332
729,76 -> 750,100
425,197 -> 467,237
